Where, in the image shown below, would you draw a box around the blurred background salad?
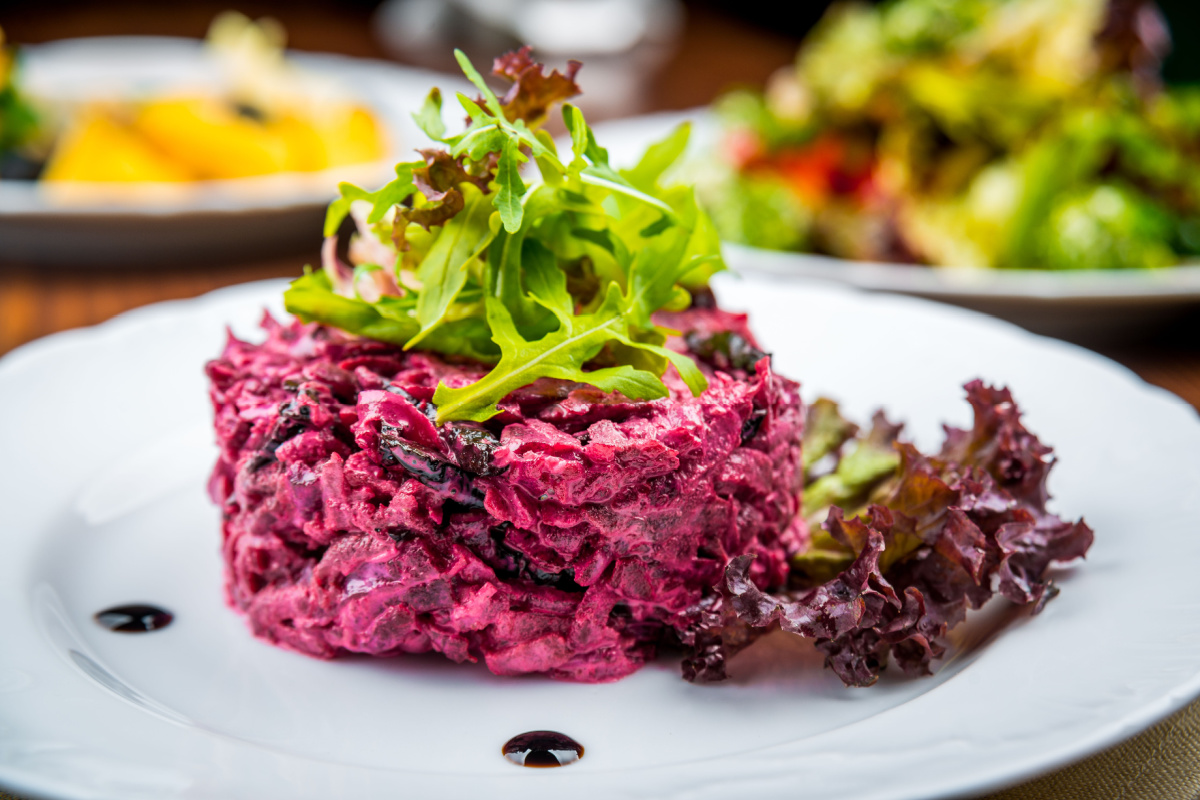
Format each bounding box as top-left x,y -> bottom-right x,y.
701,0 -> 1200,271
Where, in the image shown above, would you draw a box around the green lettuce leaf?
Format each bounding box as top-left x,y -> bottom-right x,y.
408,183 -> 497,348
432,283 -> 666,423
285,48 -> 726,423
412,87 -> 446,141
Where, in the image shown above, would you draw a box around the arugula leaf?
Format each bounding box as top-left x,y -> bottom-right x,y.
324,164 -> 419,237
409,184 -> 497,348
627,243 -> 707,327
286,270 -> 499,361
495,137 -> 528,233
564,103 -> 590,170
624,122 -> 691,191
621,337 -> 708,396
432,241 -> 710,421
579,168 -> 676,216
532,129 -> 564,185
412,87 -> 446,141
570,226 -> 632,269
486,226 -> 544,329
432,283 -> 667,423
454,48 -> 507,118
285,270 -> 418,345
290,47 -> 728,424
561,103 -> 677,217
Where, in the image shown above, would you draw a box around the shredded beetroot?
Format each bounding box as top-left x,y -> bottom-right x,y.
207,307 -> 804,681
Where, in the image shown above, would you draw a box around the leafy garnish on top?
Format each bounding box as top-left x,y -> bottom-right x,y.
285,47 -> 723,423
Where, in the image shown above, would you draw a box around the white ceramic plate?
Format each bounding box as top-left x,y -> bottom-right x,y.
594,111 -> 1200,344
2,275 -> 1199,800
0,37 -> 468,266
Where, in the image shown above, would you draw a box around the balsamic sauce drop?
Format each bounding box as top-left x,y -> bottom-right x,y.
502,731 -> 584,768
94,604 -> 174,633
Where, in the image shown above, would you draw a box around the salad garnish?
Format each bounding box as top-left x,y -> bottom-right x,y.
682,381 -> 1093,687
286,48 -> 722,423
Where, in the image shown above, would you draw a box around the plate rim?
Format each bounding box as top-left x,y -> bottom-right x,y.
727,243 -> 1200,302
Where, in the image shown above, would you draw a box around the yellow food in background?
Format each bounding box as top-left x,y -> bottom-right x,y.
317,107 -> 385,170
136,98 -> 292,179
41,97 -> 385,182
37,13 -> 386,184
41,112 -> 195,182
270,112 -> 327,173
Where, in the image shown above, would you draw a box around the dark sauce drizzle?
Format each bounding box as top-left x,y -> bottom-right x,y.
502,731 -> 584,768
94,604 -> 174,633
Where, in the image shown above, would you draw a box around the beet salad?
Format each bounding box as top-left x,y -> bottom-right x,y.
207,49 -> 1092,686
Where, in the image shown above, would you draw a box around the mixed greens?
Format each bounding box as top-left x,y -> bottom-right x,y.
703,0 -> 1200,270
285,49 -> 722,423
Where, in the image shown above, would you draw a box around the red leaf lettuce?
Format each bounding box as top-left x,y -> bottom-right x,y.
681,380 -> 1094,687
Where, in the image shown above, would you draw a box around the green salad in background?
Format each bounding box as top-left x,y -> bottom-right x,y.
703,0 -> 1200,270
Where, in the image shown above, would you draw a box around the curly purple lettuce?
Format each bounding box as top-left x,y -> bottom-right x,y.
682,380 -> 1094,687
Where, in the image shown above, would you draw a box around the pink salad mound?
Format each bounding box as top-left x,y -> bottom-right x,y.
207,305 -> 804,681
